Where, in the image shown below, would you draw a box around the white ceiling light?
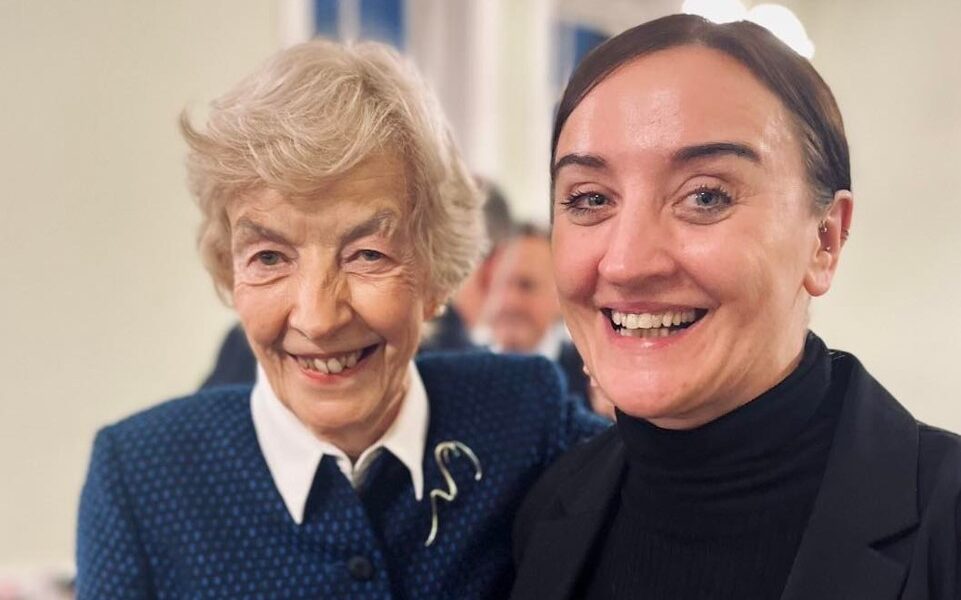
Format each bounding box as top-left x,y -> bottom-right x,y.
682,1 -> 815,59
746,4 -> 815,58
681,0 -> 747,24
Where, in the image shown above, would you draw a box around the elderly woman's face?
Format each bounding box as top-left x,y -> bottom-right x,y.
552,46 -> 837,429
228,155 -> 432,451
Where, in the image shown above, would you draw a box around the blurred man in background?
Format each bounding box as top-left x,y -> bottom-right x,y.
421,178 -> 515,352
483,224 -> 563,355
481,224 -> 609,415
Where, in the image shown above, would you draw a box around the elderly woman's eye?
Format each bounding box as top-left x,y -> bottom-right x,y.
357,249 -> 385,261
254,250 -> 283,266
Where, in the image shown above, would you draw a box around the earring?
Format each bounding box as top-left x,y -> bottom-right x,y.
818,222 -> 832,252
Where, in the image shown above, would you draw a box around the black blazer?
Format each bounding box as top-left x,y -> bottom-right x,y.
511,352 -> 961,600
557,341 -> 590,407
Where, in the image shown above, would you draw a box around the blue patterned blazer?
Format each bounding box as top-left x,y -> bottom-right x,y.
77,352 -> 608,599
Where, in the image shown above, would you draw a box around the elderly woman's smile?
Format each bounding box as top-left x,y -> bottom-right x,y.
290,345 -> 375,375
229,155 -> 431,456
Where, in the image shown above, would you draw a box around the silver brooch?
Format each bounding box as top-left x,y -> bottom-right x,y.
424,440 -> 483,547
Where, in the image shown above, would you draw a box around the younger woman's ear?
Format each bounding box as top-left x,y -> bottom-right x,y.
804,190 -> 854,297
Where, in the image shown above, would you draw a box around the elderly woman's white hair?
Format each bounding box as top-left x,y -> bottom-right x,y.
181,39 -> 485,303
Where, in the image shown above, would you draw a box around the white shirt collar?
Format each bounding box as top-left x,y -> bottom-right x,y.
533,323 -> 566,361
479,321 -> 568,360
251,361 -> 429,524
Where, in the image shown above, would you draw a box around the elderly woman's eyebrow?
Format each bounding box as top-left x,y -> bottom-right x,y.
340,209 -> 398,245
671,142 -> 761,165
233,218 -> 291,246
552,153 -> 608,179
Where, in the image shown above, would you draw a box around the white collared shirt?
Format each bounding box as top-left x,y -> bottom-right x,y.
251,362 -> 429,524
479,321 -> 569,361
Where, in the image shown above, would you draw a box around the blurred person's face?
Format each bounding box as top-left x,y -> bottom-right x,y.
551,46 -> 850,430
485,235 -> 561,352
228,155 -> 435,457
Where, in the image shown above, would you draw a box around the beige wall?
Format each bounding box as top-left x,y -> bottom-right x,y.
801,0 -> 961,431
0,0 -> 277,564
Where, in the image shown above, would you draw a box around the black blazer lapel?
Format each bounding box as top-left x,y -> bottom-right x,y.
781,354 -> 920,600
510,436 -> 625,600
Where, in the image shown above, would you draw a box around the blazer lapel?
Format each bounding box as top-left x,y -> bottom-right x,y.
780,354 -> 920,600
510,435 -> 625,600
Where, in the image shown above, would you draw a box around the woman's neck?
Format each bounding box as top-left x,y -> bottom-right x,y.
617,332 -> 831,469
647,329 -> 810,431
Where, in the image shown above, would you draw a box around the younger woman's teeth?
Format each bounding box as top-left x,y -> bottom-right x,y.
617,326 -> 674,338
297,349 -> 364,374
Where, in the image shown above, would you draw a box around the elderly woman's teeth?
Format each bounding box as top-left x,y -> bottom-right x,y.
611,309 -> 699,337
299,349 -> 365,374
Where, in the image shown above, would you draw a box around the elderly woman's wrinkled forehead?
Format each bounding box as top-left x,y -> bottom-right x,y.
280,152 -> 413,214
228,153 -> 413,243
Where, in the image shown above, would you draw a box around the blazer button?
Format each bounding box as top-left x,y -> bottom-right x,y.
347,555 -> 374,581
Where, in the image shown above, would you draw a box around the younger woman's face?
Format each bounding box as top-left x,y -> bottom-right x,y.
551,45 -> 845,429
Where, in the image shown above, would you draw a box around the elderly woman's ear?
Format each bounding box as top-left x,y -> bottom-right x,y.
804,190 -> 854,297
423,296 -> 447,320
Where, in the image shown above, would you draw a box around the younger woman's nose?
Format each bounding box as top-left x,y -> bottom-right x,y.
597,206 -> 678,288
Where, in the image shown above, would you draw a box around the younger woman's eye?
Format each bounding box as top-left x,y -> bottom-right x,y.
560,191 -> 610,214
582,193 -> 609,208
687,186 -> 733,211
674,184 -> 736,224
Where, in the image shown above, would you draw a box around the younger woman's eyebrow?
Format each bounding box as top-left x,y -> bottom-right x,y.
551,153 -> 608,180
671,142 -> 761,165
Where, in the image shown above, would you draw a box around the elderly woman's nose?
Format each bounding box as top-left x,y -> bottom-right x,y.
288,274 -> 351,340
597,210 -> 677,286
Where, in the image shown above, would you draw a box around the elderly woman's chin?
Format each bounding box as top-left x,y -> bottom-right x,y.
255,341 -> 413,439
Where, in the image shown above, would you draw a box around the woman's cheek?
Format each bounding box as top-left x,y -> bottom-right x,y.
552,229 -> 599,302
348,274 -> 422,329
233,282 -> 287,341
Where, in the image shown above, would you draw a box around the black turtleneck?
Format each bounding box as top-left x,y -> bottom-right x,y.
581,333 -> 844,600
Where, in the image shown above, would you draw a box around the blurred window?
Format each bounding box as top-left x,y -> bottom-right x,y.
314,0 -> 405,50
554,22 -> 608,100
314,0 -> 340,38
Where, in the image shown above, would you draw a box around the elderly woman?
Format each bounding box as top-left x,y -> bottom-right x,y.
76,40 -> 606,598
511,14 -> 961,600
